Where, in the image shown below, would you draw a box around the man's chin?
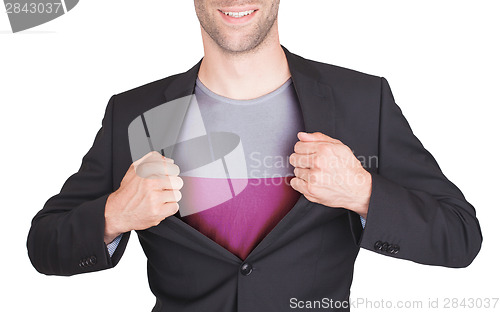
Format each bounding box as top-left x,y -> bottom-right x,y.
215,36 -> 266,55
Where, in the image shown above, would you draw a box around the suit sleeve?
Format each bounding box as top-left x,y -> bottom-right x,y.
351,77 -> 482,268
27,95 -> 130,276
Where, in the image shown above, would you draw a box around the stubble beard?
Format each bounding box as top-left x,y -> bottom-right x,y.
195,1 -> 280,55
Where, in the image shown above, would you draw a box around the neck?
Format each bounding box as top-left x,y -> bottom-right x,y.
197,24 -> 291,100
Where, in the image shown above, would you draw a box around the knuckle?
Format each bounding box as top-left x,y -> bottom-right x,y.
166,176 -> 179,189
340,144 -> 352,155
137,162 -> 151,171
312,156 -> 321,168
320,144 -> 333,157
173,190 -> 182,202
317,144 -> 328,153
135,164 -> 150,178
293,142 -> 300,153
309,171 -> 318,184
166,163 -> 181,176
297,156 -> 306,168
164,176 -> 174,189
166,202 -> 179,215
174,176 -> 184,189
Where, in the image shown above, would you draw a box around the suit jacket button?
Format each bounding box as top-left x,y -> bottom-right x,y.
89,256 -> 97,265
387,244 -> 395,254
374,241 -> 383,250
393,245 -> 400,254
240,263 -> 253,276
80,258 -> 88,267
381,242 -> 389,252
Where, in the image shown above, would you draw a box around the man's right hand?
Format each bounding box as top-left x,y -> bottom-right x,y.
103,151 -> 183,244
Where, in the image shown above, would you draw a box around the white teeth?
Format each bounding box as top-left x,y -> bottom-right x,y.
222,10 -> 255,18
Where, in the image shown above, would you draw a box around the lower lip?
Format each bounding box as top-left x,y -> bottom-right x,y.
218,10 -> 258,24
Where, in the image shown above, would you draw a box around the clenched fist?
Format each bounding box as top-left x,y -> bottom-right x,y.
289,132 -> 372,219
104,151 -> 184,244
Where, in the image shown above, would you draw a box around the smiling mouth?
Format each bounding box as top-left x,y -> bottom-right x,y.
219,9 -> 257,18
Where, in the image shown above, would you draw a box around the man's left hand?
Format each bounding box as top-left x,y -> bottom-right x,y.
289,132 -> 372,219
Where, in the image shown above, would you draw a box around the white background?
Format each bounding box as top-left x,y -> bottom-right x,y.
1,1 -> 499,311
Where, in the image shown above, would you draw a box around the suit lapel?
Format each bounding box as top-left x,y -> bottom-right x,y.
162,60 -> 201,102
283,46 -> 336,136
156,46 -> 337,261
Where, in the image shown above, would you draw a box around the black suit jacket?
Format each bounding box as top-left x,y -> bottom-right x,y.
27,46 -> 482,311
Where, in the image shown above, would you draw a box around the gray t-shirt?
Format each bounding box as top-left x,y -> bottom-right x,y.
177,77 -> 306,260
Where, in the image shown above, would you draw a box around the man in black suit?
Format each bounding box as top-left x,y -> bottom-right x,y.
27,1 -> 482,311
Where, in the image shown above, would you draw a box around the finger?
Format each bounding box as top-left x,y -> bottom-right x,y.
158,189 -> 182,203
290,177 -> 311,196
294,141 -> 335,154
161,202 -> 180,217
290,177 -> 319,203
293,167 -> 311,181
134,151 -> 174,168
160,176 -> 184,190
136,162 -> 180,178
165,163 -> 180,176
141,152 -> 175,166
289,153 -> 316,168
294,141 -> 315,154
125,152 -> 160,182
135,162 -> 175,178
133,151 -> 161,167
164,157 -> 174,164
126,152 -> 158,181
297,131 -> 342,144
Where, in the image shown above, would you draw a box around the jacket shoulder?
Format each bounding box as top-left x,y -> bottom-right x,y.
109,70 -> 193,125
113,73 -> 181,104
293,52 -> 382,88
